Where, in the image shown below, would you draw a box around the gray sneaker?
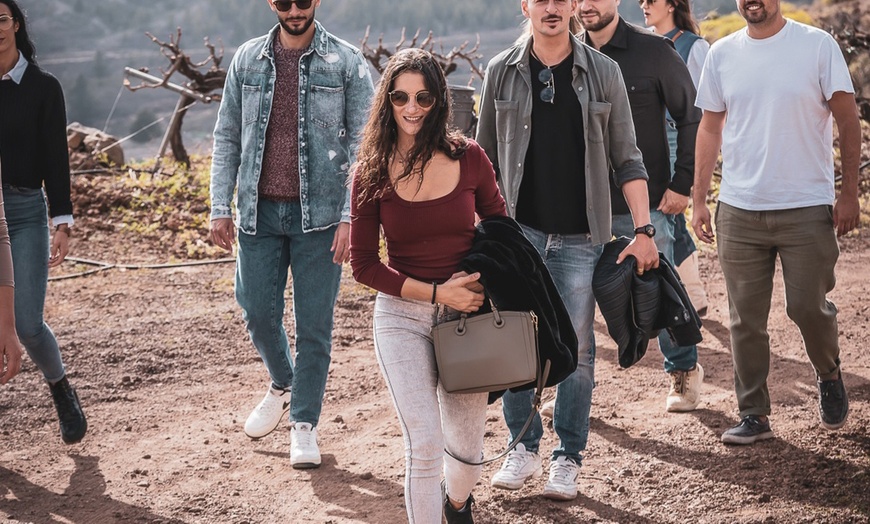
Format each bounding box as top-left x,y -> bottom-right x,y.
721,415 -> 774,445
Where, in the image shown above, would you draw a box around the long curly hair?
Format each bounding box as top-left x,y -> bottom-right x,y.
353,48 -> 467,205
0,0 -> 37,64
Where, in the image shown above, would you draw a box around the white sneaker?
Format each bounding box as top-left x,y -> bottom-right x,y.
666,363 -> 704,412
290,422 -> 321,469
490,443 -> 542,490
542,456 -> 579,500
244,385 -> 290,439
540,398 -> 556,419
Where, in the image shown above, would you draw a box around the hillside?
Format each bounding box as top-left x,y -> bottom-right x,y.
16,0 -> 814,160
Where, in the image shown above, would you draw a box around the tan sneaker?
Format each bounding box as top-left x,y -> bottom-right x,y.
666,363 -> 704,412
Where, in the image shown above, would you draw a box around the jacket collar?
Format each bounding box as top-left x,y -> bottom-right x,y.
258,20 -> 330,60
578,16 -> 630,50
506,33 -> 589,74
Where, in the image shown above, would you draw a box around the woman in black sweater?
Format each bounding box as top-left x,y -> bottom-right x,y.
0,0 -> 86,443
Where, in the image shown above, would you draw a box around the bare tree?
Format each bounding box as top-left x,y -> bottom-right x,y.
359,26 -> 485,82
125,28 -> 226,167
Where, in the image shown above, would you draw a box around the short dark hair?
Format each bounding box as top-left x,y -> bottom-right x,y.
0,0 -> 37,64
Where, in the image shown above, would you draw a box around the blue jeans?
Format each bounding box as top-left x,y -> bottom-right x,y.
235,199 -> 341,426
612,210 -> 698,373
501,224 -> 602,464
2,185 -> 65,382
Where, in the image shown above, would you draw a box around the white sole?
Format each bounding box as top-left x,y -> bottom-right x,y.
490,468 -> 543,490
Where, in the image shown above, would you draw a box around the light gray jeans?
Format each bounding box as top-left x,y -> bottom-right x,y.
373,293 -> 488,524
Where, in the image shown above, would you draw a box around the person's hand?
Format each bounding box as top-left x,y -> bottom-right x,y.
331,222 -> 350,264
657,189 -> 689,215
447,271 -> 484,293
210,218 -> 236,252
0,331 -> 22,385
617,235 -> 659,274
692,205 -> 714,244
437,272 -> 485,313
49,225 -> 70,268
833,193 -> 860,237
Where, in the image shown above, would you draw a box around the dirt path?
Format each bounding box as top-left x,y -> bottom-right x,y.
1,235 -> 869,524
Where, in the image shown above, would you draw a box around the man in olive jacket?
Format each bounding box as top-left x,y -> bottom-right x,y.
476,0 -> 658,501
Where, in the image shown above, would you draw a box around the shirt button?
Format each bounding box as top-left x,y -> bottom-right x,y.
577,86 -> 583,91
517,163 -> 522,167
523,125 -> 528,129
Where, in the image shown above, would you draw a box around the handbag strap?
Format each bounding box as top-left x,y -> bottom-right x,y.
445,359 -> 551,466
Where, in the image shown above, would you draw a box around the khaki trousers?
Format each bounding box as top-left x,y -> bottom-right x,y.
715,203 -> 841,417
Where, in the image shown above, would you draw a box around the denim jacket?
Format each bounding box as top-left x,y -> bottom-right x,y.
476,34 -> 647,245
210,22 -> 374,234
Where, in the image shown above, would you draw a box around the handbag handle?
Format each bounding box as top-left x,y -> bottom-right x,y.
453,299 -> 503,335
445,360 -> 551,467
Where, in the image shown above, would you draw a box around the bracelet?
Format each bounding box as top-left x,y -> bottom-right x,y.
431,282 -> 438,305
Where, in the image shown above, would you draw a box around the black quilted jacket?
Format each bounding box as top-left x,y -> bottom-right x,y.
592,236 -> 702,368
459,216 -> 579,401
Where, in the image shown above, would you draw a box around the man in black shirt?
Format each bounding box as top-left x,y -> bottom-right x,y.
578,0 -> 705,412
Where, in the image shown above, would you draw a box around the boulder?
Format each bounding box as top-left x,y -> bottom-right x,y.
67,122 -> 125,167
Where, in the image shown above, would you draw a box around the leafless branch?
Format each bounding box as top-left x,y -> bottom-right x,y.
360,25 -> 485,80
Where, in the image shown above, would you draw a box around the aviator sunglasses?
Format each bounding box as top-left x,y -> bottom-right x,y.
538,67 -> 555,104
389,90 -> 437,109
272,0 -> 314,11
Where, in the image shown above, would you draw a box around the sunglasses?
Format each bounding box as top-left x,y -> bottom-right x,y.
389,90 -> 437,109
637,0 -> 657,6
538,68 -> 555,104
272,0 -> 314,12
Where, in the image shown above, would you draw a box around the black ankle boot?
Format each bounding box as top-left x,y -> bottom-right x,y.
443,487 -> 474,524
49,376 -> 88,444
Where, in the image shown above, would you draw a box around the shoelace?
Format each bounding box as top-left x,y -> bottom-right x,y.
671,371 -> 686,395
294,426 -> 315,448
550,461 -> 576,484
256,391 -> 285,414
502,451 -> 531,474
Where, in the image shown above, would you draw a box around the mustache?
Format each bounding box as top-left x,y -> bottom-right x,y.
542,15 -> 562,22
579,9 -> 600,16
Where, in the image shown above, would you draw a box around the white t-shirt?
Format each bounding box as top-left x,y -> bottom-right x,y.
695,19 -> 854,210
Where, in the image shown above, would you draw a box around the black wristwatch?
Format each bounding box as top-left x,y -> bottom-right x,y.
634,223 -> 656,238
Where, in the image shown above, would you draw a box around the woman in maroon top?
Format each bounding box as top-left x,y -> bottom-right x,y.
350,49 -> 506,524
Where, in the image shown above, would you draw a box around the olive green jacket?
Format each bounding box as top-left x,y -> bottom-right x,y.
476,33 -> 647,245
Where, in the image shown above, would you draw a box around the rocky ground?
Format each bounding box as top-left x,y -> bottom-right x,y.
1,163 -> 870,523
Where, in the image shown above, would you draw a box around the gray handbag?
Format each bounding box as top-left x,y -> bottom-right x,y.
432,298 -> 550,465
432,300 -> 538,394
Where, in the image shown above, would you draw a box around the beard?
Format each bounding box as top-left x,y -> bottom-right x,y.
279,10 -> 316,36
740,3 -> 770,24
580,9 -> 616,32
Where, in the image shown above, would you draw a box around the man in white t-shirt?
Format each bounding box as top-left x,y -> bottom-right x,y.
692,0 -> 861,445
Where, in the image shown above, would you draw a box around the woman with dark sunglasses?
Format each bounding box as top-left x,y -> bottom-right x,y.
0,0 -> 87,441
350,48 -> 506,523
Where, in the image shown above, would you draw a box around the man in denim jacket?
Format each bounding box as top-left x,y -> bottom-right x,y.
477,0 -> 657,501
209,0 -> 373,469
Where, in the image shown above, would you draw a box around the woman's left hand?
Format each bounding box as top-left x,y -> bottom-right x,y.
447,271 -> 484,293
49,227 -> 70,268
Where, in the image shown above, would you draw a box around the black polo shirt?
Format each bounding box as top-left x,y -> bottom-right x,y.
581,18 -> 700,215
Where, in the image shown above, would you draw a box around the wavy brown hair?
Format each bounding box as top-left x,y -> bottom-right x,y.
353,48 -> 467,205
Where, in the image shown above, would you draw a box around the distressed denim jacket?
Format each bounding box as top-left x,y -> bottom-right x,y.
210,22 -> 374,234
476,34 -> 647,245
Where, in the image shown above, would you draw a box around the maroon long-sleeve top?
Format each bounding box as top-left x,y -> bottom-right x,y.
350,141 -> 506,297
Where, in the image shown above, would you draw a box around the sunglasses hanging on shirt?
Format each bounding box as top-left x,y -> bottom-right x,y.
530,49 -> 556,104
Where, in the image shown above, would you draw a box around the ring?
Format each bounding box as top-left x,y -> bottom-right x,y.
637,269 -> 644,275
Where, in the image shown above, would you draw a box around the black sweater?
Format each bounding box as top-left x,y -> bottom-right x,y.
0,64 -> 72,217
